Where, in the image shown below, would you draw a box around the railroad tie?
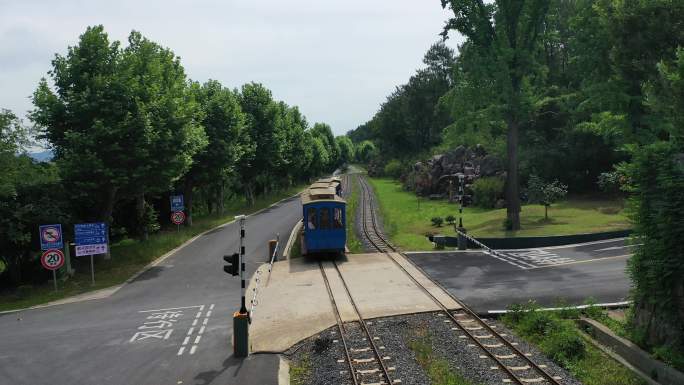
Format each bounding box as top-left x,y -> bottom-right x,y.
474,334 -> 494,339
482,343 -> 504,348
353,357 -> 375,363
502,378 -> 543,383
465,326 -> 483,330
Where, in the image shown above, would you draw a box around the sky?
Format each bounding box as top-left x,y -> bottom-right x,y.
0,0 -> 463,136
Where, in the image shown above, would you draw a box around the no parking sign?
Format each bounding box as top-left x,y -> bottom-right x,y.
39,224 -> 63,250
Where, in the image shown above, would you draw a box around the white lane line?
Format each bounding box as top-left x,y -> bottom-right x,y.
199,305 -> 205,311
187,327 -> 194,336
595,244 -> 641,252
190,345 -> 197,355
209,304 -> 215,310
194,335 -> 202,344
177,347 -> 185,355
192,319 -> 198,326
524,254 -> 630,270
206,310 -> 212,317
139,305 -> 203,313
203,318 -> 208,325
195,311 -> 202,318
182,337 -> 190,346
488,300 -> 633,314
199,326 -> 205,335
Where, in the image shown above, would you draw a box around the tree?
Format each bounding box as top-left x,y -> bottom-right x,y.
181,80 -> 247,225
356,140 -> 377,163
527,175 -> 567,220
31,25 -> 129,224
336,136 -> 355,165
440,0 -> 551,230
311,123 -> 340,169
0,109 -> 29,197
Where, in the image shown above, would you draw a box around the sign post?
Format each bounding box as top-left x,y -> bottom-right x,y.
171,211 -> 185,231
39,224 -> 63,251
74,222 -> 108,285
41,249 -> 65,292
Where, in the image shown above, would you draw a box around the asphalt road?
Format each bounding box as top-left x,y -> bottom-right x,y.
0,196 -> 302,385
407,238 -> 634,314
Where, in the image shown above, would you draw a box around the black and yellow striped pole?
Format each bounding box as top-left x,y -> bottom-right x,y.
233,214 -> 249,357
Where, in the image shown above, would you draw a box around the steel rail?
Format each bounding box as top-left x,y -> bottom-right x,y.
356,175 -> 562,385
318,262 -> 357,385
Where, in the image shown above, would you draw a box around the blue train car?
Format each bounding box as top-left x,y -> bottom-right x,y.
301,185 -> 346,255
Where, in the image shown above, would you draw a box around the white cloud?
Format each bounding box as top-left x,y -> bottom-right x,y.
0,0 -> 462,135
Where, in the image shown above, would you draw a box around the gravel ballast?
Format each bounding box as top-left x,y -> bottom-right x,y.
286,312 -> 584,385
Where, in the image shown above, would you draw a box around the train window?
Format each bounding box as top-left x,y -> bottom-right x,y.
320,208 -> 330,229
307,208 -> 317,229
333,208 -> 343,229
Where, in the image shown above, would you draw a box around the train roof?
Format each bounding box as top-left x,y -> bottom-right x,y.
301,187 -> 346,205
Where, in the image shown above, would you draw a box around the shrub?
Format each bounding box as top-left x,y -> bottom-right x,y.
383,159 -> 403,179
471,177 -> 504,208
431,217 -> 444,227
445,215 -> 456,225
541,323 -> 587,367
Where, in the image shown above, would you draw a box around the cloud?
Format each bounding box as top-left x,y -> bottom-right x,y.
0,0 -> 462,135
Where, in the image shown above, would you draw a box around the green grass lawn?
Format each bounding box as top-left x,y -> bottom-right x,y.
0,185 -> 306,312
369,177 -> 631,251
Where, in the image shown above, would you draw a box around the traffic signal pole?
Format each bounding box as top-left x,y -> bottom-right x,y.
233,215 -> 249,357
237,215 -> 247,314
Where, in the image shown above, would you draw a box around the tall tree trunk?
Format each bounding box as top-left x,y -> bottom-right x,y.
99,185 -> 117,259
99,185 -> 118,224
505,118 -> 521,230
245,183 -> 255,206
217,181 -> 225,215
136,192 -> 148,241
183,179 -> 194,227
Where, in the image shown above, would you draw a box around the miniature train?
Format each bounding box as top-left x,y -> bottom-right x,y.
300,177 -> 346,255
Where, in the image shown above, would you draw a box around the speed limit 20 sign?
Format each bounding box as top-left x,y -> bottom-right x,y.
41,249 -> 65,271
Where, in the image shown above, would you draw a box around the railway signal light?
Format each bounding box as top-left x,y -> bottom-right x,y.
223,253 -> 239,276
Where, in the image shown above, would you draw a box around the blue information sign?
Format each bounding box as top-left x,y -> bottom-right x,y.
39,224 -> 63,250
170,194 -> 184,211
74,222 -> 108,256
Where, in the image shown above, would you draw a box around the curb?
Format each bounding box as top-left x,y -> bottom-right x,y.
0,190 -> 304,315
283,220 -> 303,259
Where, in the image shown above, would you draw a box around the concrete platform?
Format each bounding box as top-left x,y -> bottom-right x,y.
248,252 -> 461,353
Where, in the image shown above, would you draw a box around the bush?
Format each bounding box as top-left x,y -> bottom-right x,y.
471,177 -> 504,208
541,324 -> 587,367
383,159 -> 403,179
431,217 -> 444,227
445,215 -> 456,225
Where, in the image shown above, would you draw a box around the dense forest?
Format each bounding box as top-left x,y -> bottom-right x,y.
0,26 -> 353,287
349,0 -> 683,365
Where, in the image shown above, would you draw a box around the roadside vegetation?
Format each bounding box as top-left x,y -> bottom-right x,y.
0,185 -> 305,312
502,302 -> 646,385
369,177 -> 629,251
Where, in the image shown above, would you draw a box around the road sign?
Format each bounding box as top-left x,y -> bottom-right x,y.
170,194 -> 184,211
41,249 -> 65,270
75,222 -> 108,256
171,211 -> 186,225
39,224 -> 63,250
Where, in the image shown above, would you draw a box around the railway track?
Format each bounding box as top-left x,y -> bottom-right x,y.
355,174 -> 564,385
319,260 -> 397,385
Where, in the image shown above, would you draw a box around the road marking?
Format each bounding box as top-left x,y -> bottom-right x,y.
190,345 -> 197,355
524,254 -> 630,270
138,305 -> 203,313
595,244 -> 641,252
192,319 -> 198,326
182,337 -> 190,345
488,300 -> 633,314
177,303 -> 215,356
195,311 -> 202,318
206,310 -> 212,317
209,304 -> 215,310
194,335 -> 202,344
203,318 -> 208,325
199,326 -> 205,335
177,347 -> 185,355
187,327 -> 194,335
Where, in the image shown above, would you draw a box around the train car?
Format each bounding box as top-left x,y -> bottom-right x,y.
316,177 -> 342,196
301,184 -> 346,255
